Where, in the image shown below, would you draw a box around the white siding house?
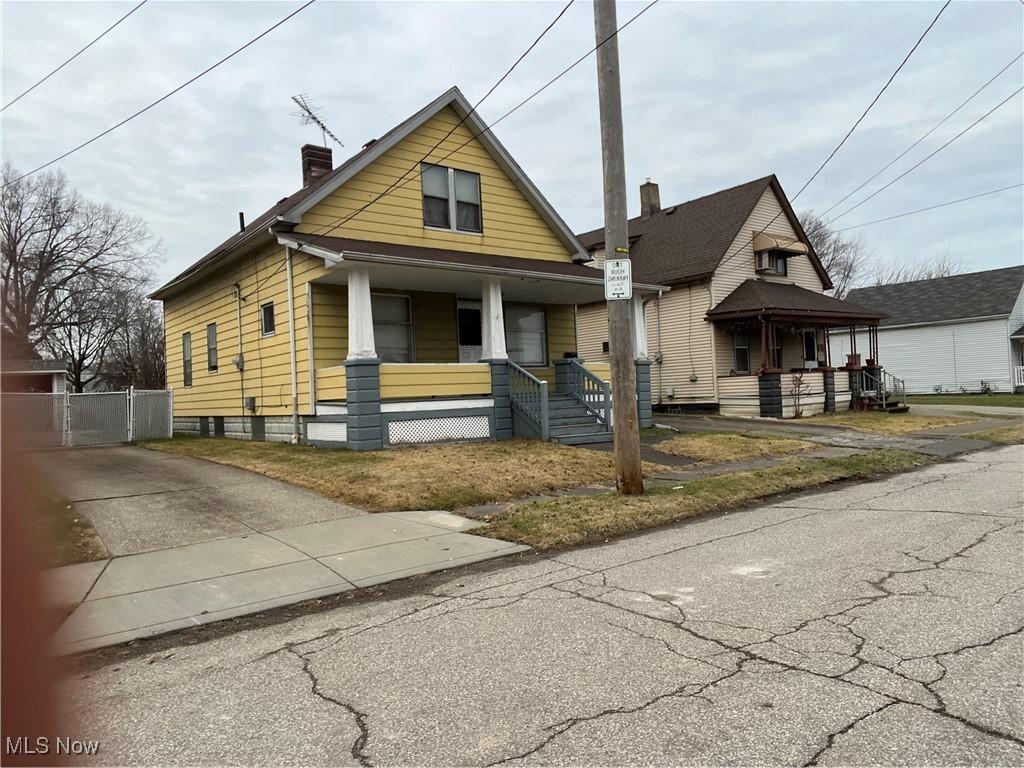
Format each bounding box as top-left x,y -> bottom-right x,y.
834,266 -> 1024,394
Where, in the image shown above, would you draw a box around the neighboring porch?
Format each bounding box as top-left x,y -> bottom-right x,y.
707,279 -> 900,419
283,234 -> 661,448
1012,325 -> 1024,393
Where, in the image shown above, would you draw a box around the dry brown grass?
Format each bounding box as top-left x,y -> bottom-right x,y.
145,437 -> 669,512
966,423 -> 1024,445
808,411 -> 978,435
653,432 -> 816,464
483,450 -> 931,550
42,491 -> 108,568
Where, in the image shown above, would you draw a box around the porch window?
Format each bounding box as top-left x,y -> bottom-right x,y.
182,332 -> 192,387
733,326 -> 749,373
505,305 -> 547,366
207,323 -> 218,372
421,163 -> 482,233
372,294 -> 413,362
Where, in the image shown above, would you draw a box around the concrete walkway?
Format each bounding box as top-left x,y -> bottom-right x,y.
43,447 -> 526,654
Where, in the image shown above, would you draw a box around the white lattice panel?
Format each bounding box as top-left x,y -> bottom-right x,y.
307,421 -> 348,443
388,415 -> 490,444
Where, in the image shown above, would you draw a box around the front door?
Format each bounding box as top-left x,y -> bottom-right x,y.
457,299 -> 482,362
803,329 -> 818,369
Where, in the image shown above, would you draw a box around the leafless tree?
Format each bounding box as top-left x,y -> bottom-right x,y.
100,284 -> 166,390
1,163 -> 157,352
867,246 -> 962,286
799,210 -> 870,298
41,276 -> 119,392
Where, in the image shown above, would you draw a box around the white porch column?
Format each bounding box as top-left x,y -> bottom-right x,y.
481,277 -> 508,360
347,266 -> 376,359
632,295 -> 648,359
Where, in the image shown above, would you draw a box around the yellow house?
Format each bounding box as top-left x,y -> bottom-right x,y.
153,87 -> 664,449
576,176 -> 890,419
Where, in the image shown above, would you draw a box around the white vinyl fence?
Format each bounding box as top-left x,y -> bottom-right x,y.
3,388 -> 172,447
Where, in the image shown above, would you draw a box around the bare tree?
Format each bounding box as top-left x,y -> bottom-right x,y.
1,163 -> 156,352
100,284 -> 166,390
799,210 -> 870,298
42,276 -> 119,392
868,246 -> 962,286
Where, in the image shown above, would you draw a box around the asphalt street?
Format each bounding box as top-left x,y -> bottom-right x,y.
64,445 -> 1024,766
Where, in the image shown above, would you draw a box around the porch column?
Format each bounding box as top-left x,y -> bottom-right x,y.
344,266 -> 382,450
347,267 -> 376,360
635,359 -> 653,427
481,278 -> 507,360
758,371 -> 783,418
631,296 -> 648,359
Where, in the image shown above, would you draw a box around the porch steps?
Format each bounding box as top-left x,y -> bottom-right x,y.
547,394 -> 613,446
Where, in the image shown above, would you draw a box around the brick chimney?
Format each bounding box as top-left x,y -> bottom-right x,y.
301,144 -> 333,187
640,178 -> 660,218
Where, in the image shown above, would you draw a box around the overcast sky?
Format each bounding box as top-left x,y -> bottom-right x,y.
3,0 -> 1022,286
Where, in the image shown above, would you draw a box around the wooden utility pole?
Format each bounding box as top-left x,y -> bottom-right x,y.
593,0 -> 643,494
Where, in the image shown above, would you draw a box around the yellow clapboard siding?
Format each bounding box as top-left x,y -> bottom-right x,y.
584,361 -> 611,381
545,304 -> 577,364
315,366 -> 347,401
378,363 -> 490,399
296,107 -> 573,262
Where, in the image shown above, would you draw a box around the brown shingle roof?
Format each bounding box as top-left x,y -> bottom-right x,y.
576,175 -> 830,289
707,279 -> 884,323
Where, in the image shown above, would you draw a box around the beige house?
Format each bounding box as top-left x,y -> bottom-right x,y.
576,176 -> 895,418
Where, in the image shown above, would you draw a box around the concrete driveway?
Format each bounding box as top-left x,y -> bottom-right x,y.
45,446 -> 525,653
66,445 -> 1024,766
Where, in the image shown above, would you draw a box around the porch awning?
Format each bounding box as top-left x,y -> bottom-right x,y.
752,232 -> 809,255
707,279 -> 885,324
279,233 -> 669,293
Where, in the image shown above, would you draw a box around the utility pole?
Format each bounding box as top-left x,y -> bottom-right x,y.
593,0 -> 643,495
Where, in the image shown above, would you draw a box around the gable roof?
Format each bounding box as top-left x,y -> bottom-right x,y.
845,266 -> 1024,328
152,86 -> 587,300
575,175 -> 831,289
706,279 -> 883,323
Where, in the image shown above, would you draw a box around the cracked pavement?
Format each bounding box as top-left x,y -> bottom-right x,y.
64,445 -> 1024,766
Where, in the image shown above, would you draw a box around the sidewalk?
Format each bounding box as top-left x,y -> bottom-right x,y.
47,510 -> 527,654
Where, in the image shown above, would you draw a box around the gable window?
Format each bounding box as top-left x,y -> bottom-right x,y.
421,163 -> 482,233
505,305 -> 547,367
207,323 -> 218,372
756,249 -> 789,276
182,332 -> 193,387
372,294 -> 412,362
260,302 -> 275,337
733,326 -> 749,374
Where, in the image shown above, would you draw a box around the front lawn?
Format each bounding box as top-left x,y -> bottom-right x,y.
907,393 -> 1024,408
483,450 -> 931,550
653,432 -> 816,464
966,423 -> 1024,445
807,411 -> 979,435
145,437 -> 669,512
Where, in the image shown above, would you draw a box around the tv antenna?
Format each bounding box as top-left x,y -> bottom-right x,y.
290,94 -> 344,147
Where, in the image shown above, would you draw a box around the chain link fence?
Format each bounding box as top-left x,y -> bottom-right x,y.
3,388 -> 172,448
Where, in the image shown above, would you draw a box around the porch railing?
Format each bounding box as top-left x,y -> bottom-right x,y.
509,360 -> 549,440
566,358 -> 611,427
1014,366 -> 1024,389
859,369 -> 906,406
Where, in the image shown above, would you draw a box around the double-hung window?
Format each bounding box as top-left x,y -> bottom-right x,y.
260,301 -> 275,336
207,323 -> 218,372
504,305 -> 547,367
372,294 -> 413,362
182,332 -> 193,387
733,326 -> 749,373
421,163 -> 482,233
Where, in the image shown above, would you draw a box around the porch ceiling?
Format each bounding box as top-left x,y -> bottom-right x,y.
280,233 -> 666,304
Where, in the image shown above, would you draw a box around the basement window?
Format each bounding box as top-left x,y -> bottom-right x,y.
421,163 -> 482,233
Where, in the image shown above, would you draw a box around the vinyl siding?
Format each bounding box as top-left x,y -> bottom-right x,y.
295,107 -> 574,263
711,187 -> 825,303
832,318 -> 1013,393
164,245 -> 327,417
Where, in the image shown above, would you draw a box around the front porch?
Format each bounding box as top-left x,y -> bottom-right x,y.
284,234 -> 660,448
707,279 -> 900,419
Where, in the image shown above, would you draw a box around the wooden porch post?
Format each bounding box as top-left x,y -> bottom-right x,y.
760,317 -> 768,370
824,326 -> 832,367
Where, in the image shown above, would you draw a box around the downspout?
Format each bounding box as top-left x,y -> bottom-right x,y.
233,282 -> 245,425
285,246 -> 300,444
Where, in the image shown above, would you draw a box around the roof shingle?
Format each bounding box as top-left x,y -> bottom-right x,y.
707,279 -> 884,322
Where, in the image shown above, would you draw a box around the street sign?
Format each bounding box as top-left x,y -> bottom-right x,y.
603,258 -> 632,300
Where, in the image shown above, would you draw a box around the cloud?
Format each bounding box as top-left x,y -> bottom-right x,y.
2,0 -> 1021,284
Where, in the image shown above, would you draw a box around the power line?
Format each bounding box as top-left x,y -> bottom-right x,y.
819,51 -> 1024,217
836,182 -> 1023,231
303,0 -> 575,243
4,0 -> 317,188
716,0 -> 950,272
1,0 -> 149,112
302,0 -> 658,245
830,86 -> 1022,221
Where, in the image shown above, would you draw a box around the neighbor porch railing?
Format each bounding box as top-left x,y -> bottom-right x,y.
858,368 -> 906,407
509,360 -> 549,440
1014,366 -> 1024,389
566,358 -> 611,427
